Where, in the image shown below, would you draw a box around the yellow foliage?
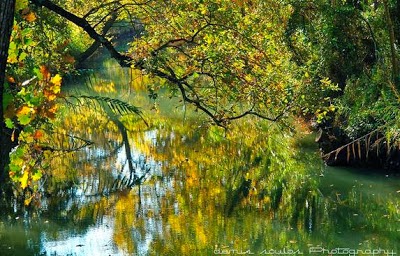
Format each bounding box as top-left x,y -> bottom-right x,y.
17,105 -> 34,116
24,195 -> 33,206
168,214 -> 182,234
23,11 -> 37,23
7,55 -> 18,64
50,74 -> 62,93
44,90 -> 57,101
195,223 -> 208,246
20,171 -> 29,189
93,82 -> 115,93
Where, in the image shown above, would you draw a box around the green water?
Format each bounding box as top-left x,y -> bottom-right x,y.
0,62 -> 399,256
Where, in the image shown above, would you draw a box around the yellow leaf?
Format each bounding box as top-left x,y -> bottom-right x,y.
20,171 -> 29,189
51,74 -> 62,86
32,170 -> 42,181
23,12 -> 37,22
24,196 -> 33,206
17,106 -> 33,117
50,74 -> 62,93
7,56 -> 18,64
44,89 -> 57,101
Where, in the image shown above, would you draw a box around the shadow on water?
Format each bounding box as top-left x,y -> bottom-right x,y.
1,61 -> 399,255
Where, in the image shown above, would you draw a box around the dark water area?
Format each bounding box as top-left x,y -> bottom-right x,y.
1,61 -> 399,255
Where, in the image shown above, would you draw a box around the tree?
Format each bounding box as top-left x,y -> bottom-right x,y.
0,0 -> 16,190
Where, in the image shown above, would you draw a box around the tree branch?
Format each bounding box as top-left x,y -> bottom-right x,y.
76,11 -> 118,66
31,0 -> 133,67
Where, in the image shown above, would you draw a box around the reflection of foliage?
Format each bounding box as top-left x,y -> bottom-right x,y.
123,108 -> 323,253
4,64 -> 398,254
73,95 -> 148,126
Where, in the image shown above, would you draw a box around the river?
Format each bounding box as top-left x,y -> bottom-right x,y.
0,61 -> 399,255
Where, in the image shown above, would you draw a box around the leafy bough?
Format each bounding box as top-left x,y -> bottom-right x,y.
71,95 -> 149,127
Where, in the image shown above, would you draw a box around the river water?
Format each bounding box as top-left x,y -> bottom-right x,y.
1,62 -> 399,255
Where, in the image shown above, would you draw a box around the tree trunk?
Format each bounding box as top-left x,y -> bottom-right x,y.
0,0 -> 16,191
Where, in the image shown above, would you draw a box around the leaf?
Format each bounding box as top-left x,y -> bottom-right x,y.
5,118 -> 15,129
50,74 -> 62,94
17,106 -> 33,116
11,129 -> 16,142
44,104 -> 57,119
7,41 -> 18,63
44,89 -> 57,101
192,72 -> 200,79
20,171 -> 29,189
23,12 -> 37,23
50,74 -> 62,87
34,67 -> 43,80
33,130 -> 44,140
3,92 -> 13,110
32,169 -> 42,181
7,76 -> 15,83
24,196 -> 33,206
18,114 -> 32,125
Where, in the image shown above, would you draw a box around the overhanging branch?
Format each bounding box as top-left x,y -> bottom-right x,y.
31,0 -> 133,67
31,0 -> 286,126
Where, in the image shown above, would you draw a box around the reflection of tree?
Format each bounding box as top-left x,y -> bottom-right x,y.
44,105 -> 123,195
126,113 -> 399,253
102,103 -> 144,185
45,71 -> 150,196
25,64 -> 399,255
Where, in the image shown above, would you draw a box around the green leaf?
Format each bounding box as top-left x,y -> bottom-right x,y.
19,52 -> 27,61
32,169 -> 42,181
33,67 -> 43,80
14,146 -> 25,158
192,72 -> 200,79
5,118 -> 15,129
18,114 -> 32,125
24,38 -> 33,46
9,163 -> 22,173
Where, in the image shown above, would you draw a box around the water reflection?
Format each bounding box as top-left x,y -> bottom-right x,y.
0,61 -> 399,255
